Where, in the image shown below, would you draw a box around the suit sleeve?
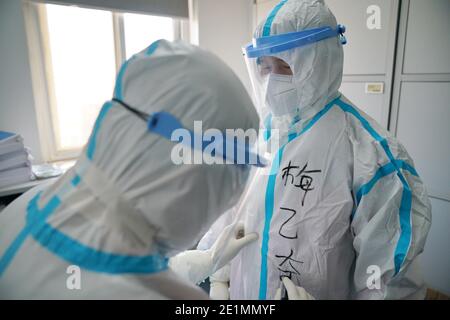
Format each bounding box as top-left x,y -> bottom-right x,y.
350,137 -> 432,299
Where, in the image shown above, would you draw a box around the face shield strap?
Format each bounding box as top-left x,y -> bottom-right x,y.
245,24 -> 347,58
112,98 -> 267,167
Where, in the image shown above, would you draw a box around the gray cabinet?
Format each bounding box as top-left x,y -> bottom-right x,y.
326,0 -> 398,129
389,0 -> 450,295
327,0 -> 395,75
396,82 -> 450,201
403,0 -> 450,74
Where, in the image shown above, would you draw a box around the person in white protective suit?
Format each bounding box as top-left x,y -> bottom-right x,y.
200,0 -> 432,300
0,40 -> 261,299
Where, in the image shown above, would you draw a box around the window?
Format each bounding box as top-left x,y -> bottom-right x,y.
24,2 -> 182,161
45,5 -> 116,151
123,13 -> 174,59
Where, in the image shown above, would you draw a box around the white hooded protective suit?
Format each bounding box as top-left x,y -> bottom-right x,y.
0,40 -> 259,299
199,0 -> 431,300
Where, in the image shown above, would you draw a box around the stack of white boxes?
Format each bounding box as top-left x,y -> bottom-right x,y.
0,131 -> 34,189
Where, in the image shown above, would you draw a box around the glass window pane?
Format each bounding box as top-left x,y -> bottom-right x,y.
45,4 -> 116,151
123,13 -> 174,59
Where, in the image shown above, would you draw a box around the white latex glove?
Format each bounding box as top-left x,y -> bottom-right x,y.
274,277 -> 316,300
209,281 -> 230,300
209,265 -> 230,300
169,223 -> 258,285
209,222 -> 258,269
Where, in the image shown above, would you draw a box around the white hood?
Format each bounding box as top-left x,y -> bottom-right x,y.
248,0 -> 343,134
38,40 -> 259,259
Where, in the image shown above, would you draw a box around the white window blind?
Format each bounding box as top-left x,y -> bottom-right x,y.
31,0 -> 189,18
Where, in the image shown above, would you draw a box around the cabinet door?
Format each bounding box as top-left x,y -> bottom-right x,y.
402,0 -> 450,74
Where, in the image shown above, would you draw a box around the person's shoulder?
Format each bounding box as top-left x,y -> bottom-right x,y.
335,96 -> 395,141
335,96 -> 414,163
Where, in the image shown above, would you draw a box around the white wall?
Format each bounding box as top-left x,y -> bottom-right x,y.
193,0 -> 254,92
0,0 -> 43,162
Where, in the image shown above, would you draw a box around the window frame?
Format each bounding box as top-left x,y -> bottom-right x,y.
22,0 -> 186,161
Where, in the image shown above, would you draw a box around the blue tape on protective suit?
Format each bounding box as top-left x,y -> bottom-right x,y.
86,102 -> 113,160
0,192 -> 169,276
262,0 -> 288,37
0,195 -> 61,276
146,40 -> 161,55
0,40 -> 169,276
114,40 -> 160,101
263,115 -> 272,141
28,193 -> 168,274
335,99 -> 413,276
258,96 -> 339,299
355,160 -> 418,211
89,40 -> 162,160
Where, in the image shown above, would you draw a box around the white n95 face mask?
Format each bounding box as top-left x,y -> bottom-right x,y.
265,74 -> 299,117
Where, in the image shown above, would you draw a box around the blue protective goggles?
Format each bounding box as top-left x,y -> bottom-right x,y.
244,25 -> 347,58
112,98 -> 267,167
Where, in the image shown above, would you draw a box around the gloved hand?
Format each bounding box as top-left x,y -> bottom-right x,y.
209,265 -> 230,300
209,222 -> 258,269
210,281 -> 230,300
169,222 -> 258,285
274,277 -> 316,300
